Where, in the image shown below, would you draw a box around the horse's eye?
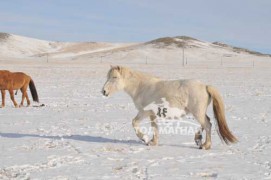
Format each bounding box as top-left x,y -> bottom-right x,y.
113,77 -> 117,79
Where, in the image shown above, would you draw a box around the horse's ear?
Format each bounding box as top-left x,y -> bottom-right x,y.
110,65 -> 121,72
116,66 -> 121,71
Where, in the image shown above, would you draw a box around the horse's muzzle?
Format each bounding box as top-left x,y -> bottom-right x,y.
102,90 -> 108,97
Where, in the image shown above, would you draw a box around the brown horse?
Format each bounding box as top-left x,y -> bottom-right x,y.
0,70 -> 39,108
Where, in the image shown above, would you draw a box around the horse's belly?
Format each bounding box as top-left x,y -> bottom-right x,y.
13,84 -> 24,89
12,78 -> 26,89
0,83 -> 10,89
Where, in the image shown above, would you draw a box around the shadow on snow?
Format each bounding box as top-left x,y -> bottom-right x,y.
0,132 -> 141,145
0,133 -> 200,149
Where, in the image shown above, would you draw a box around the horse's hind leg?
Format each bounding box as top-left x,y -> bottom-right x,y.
19,88 -> 25,107
9,89 -> 18,108
20,85 -> 29,107
25,92 -> 30,106
200,115 -> 212,150
194,112 -> 212,150
148,115 -> 159,146
194,116 -> 211,147
1,90 -> 6,108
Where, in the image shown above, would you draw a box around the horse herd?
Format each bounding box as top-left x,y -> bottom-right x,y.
0,66 -> 238,149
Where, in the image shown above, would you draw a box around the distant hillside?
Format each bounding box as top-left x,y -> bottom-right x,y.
146,36 -> 200,48
0,32 -> 10,41
0,32 -> 270,59
145,36 -> 270,57
0,33 -> 57,57
0,33 -> 133,58
212,42 -> 271,57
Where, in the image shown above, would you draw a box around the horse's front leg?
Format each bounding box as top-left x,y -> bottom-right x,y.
1,90 -> 5,108
147,115 -> 159,146
132,111 -> 151,144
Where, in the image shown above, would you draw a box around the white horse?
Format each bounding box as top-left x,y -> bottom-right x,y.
102,66 -> 237,150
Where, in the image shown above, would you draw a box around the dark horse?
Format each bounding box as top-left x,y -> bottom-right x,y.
0,70 -> 39,108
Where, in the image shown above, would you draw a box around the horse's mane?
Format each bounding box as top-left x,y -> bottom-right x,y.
109,66 -> 160,81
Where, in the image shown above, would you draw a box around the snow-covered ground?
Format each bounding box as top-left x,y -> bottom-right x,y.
0,55 -> 271,179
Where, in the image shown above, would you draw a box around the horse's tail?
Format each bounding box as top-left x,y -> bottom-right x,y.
29,79 -> 39,103
207,86 -> 238,144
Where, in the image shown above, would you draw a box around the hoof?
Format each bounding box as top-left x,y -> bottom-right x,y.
14,105 -> 19,108
147,141 -> 158,146
200,143 -> 211,150
194,134 -> 202,146
141,135 -> 149,144
195,139 -> 202,147
147,140 -> 158,146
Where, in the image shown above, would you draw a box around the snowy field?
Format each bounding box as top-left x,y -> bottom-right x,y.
1,58 -> 271,179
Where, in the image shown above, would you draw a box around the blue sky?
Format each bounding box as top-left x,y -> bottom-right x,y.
0,0 -> 271,53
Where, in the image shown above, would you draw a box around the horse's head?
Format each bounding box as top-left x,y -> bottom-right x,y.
102,65 -> 125,97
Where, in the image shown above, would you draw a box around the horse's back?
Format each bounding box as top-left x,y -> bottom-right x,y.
180,79 -> 207,92
160,79 -> 206,93
11,72 -> 31,85
157,79 -> 209,109
0,71 -> 31,89
0,70 -> 29,78
0,70 -> 11,75
12,72 -> 30,78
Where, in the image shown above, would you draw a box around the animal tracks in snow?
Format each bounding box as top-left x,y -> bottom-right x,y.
250,136 -> 271,152
0,155 -> 84,180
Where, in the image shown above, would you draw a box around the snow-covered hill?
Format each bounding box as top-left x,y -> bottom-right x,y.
0,33 -> 58,57
0,33 -> 270,60
0,33 -> 135,58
